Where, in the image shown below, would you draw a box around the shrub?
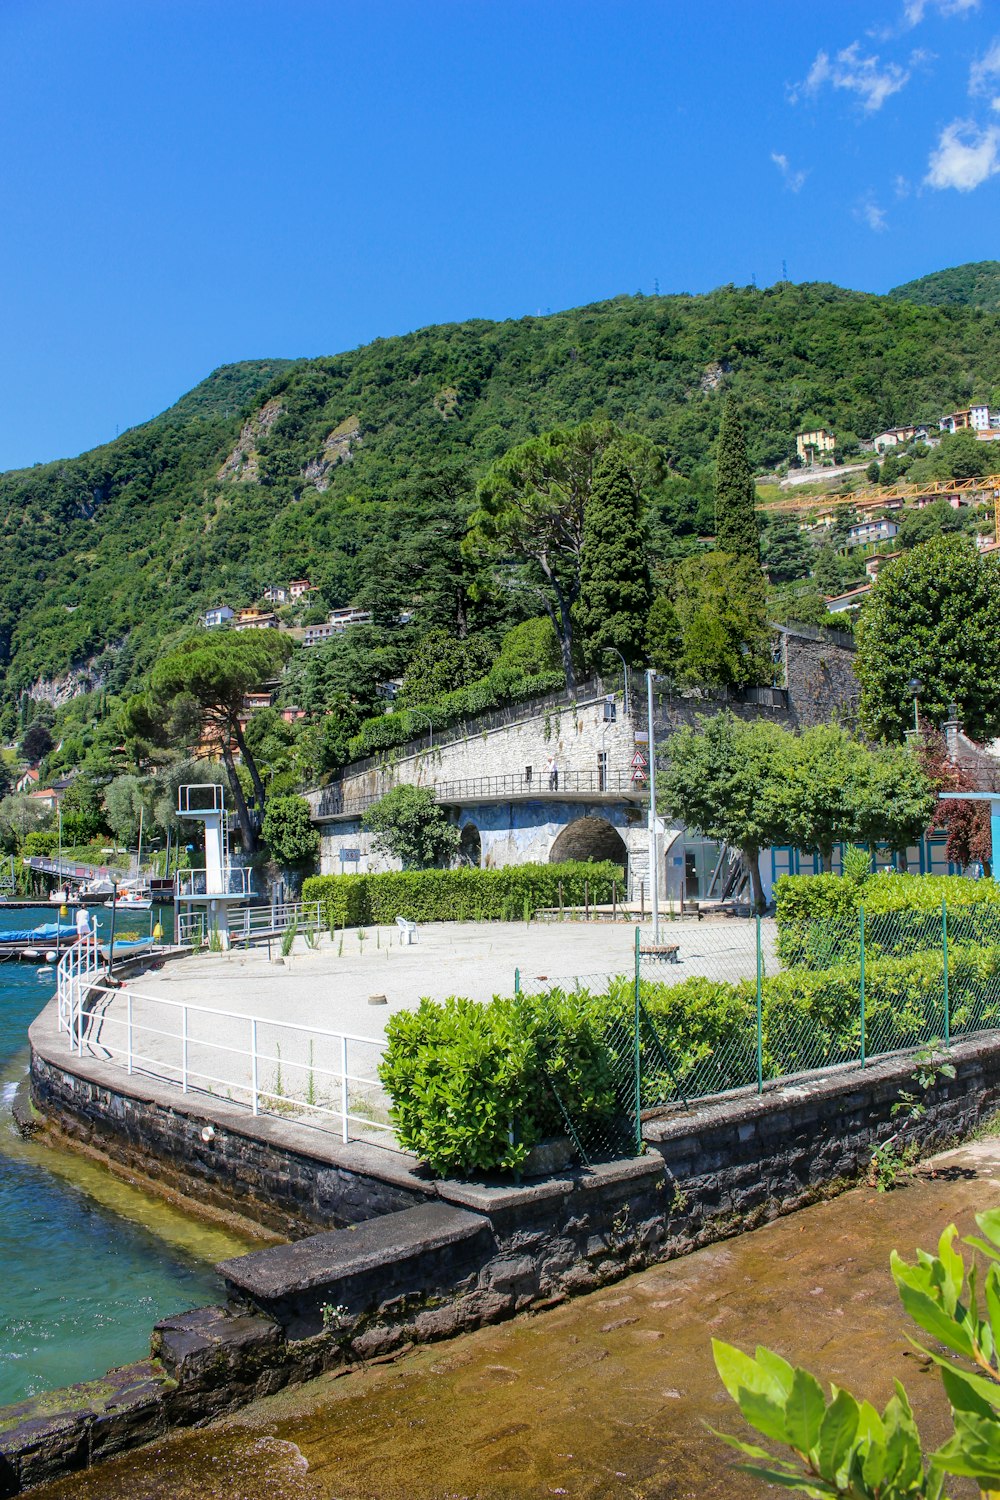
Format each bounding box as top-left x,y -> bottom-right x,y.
302,861 -> 624,927
379,989 -> 618,1177
347,668 -> 566,761
774,872 -> 1000,968
377,936 -> 1000,1179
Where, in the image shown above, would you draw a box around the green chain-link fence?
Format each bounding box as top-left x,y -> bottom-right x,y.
514,902 -> 1000,1165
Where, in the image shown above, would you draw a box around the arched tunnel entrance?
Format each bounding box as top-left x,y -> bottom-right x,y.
459,822 -> 482,868
549,816 -> 628,878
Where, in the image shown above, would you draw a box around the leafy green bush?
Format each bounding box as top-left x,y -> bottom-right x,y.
774,872 -> 1000,968
379,990 -> 618,1177
346,668 -> 565,761
303,860 -> 624,927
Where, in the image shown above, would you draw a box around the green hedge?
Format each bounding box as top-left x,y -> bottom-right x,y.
774,873 -> 1000,923
773,873 -> 1000,969
379,991 -> 619,1177
303,861 -> 624,927
347,667 -> 566,761
377,939 -> 1000,1179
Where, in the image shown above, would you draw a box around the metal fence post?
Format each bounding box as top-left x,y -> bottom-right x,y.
251,1019 -> 259,1115
182,1005 -> 189,1094
127,990 -> 133,1075
514,967 -> 521,996
341,1033 -> 350,1145
942,898 -> 950,1048
755,914 -> 763,1095
859,905 -> 866,1068
634,926 -> 642,1151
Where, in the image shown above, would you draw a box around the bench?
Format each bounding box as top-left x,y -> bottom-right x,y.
639,943 -> 680,963
395,915 -> 418,945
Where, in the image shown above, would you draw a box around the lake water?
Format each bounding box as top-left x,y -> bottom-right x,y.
0,903 -> 249,1406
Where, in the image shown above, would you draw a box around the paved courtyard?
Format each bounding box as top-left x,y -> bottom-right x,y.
76,918 -> 775,1143
139,916 -> 772,1040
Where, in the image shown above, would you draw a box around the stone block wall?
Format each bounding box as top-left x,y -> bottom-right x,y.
8,1018 -> 1000,1493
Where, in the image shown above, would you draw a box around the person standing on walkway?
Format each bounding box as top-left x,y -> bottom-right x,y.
547,755 -> 559,791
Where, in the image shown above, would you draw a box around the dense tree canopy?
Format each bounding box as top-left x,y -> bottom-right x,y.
855,537 -> 1000,742
6,278 -> 1000,714
148,629 -> 291,850
576,444 -> 652,668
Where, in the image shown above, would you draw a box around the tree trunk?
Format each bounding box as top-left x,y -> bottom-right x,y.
231,716 -> 267,828
538,593 -> 576,692
221,742 -> 257,854
744,845 -> 765,914
820,847 -> 833,873
896,848 -> 909,872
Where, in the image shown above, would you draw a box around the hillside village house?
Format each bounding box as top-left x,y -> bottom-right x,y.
14,768 -> 39,793
847,517 -> 898,548
872,425 -> 929,452
289,579 -> 315,600
939,403 -> 1000,434
233,606 -> 278,631
825,583 -> 872,613
303,606 -> 373,647
864,551 -> 899,579
795,428 -> 836,464
262,585 -> 288,605
202,605 -> 234,628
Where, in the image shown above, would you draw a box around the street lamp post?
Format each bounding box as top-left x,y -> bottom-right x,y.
907,676 -> 923,736
603,648 -> 630,718
408,709 -> 434,750
646,669 -> 659,941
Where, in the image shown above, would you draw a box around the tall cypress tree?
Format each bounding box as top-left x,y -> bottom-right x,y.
577,445 -> 652,667
714,399 -> 761,562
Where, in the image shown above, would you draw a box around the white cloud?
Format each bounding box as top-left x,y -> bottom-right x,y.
925,118 -> 1000,189
771,151 -> 808,191
855,195 -> 889,231
970,37 -> 1000,99
894,173 -> 911,196
905,0 -> 979,23
794,41 -> 910,112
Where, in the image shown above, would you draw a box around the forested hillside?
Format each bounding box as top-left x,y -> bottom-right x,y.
3,277 -> 1000,720
889,261 -> 1000,312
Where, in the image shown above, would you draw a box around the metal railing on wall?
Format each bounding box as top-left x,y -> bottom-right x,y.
60,973 -> 392,1146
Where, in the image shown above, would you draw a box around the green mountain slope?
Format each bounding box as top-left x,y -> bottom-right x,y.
3,280 -> 1000,707
888,261 -> 1000,311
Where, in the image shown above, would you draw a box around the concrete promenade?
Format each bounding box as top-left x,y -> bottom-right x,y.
66,918 -> 776,1147
131,915 -> 773,1038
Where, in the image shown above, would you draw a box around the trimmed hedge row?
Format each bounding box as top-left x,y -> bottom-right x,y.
303,861 -> 624,927
377,940 -> 1000,1179
774,872 -> 1000,924
774,873 -> 1000,970
347,667 -> 566,761
380,992 -> 619,1177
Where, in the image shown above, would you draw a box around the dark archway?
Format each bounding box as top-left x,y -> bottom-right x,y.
459,821 -> 482,868
549,816 -> 627,875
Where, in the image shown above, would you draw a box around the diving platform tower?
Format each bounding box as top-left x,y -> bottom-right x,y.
175,784 -> 252,949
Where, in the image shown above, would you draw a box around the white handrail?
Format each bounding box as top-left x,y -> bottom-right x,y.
65,970 -> 392,1144
84,981 -> 384,1046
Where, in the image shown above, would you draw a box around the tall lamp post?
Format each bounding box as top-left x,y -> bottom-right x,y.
646,669 -> 659,941
408,709 -> 434,750
603,648 -> 630,718
907,676 -> 923,737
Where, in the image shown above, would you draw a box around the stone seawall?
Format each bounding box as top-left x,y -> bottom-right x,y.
6,1018 -> 1000,1493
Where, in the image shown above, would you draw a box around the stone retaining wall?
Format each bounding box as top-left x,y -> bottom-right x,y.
6,1020 -> 1000,1493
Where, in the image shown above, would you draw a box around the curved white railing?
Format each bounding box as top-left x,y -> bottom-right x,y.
59,969 -> 392,1146
56,932 -> 101,1053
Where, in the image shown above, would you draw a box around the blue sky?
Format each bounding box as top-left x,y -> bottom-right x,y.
2,0 -> 999,471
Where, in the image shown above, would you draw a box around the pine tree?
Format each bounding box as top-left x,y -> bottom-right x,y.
714,399 -> 760,562
577,446 -> 652,667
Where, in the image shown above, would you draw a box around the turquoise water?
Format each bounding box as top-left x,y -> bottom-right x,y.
0,904 -> 232,1406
